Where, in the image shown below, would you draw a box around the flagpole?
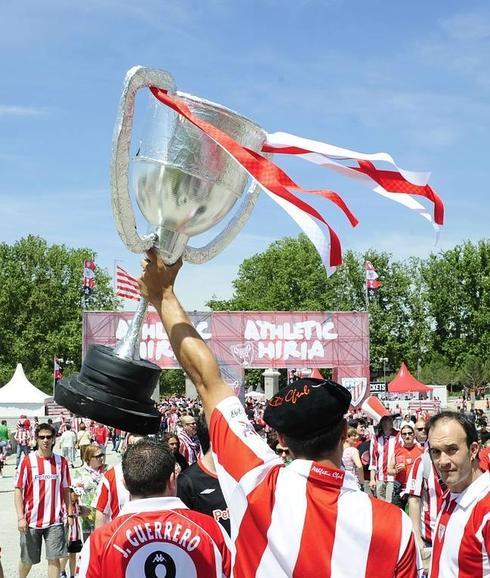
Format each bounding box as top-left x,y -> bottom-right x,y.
53,356 -> 55,397
114,259 -> 124,293
364,262 -> 369,312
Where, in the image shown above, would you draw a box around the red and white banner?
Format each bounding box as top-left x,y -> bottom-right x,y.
116,266 -> 141,301
83,310 -> 370,406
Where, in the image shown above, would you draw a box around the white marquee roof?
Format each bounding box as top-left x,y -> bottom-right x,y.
0,363 -> 51,403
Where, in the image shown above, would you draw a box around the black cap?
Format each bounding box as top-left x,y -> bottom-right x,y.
263,378 -> 351,440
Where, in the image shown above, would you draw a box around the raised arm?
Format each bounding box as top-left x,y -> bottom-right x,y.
138,249 -> 234,420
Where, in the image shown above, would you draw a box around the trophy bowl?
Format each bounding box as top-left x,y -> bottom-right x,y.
55,66 -> 266,433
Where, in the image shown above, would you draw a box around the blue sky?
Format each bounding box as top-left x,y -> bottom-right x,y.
1,1 -> 488,309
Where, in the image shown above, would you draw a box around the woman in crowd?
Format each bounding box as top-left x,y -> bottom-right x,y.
76,423 -> 91,464
162,432 -> 188,474
72,444 -> 106,540
342,427 -> 365,487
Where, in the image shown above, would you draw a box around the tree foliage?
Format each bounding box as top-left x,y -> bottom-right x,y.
208,235 -> 490,389
0,236 -> 118,393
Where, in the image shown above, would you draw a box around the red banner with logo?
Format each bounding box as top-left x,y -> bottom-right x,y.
83,310 -> 370,407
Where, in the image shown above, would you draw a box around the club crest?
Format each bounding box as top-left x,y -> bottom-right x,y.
230,342 -> 254,367
438,523 -> 446,541
341,377 -> 368,407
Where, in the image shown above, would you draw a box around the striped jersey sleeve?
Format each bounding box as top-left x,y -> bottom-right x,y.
210,396 -> 283,485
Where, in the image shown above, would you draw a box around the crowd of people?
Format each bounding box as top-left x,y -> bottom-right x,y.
2,250 -> 488,577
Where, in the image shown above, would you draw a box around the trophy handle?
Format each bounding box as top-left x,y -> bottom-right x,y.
111,65 -> 177,254
184,178 -> 262,264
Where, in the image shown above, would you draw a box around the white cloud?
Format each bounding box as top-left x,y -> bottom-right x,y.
0,105 -> 45,117
440,10 -> 490,42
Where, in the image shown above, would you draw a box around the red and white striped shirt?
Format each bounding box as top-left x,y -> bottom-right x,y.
429,471 -> 490,578
210,396 -> 419,578
16,451 -> 71,529
370,431 -> 401,482
178,431 -> 200,465
405,452 -> 446,544
92,462 -> 129,522
77,496 -> 231,578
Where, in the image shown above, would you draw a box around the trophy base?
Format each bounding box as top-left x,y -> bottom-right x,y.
54,344 -> 162,435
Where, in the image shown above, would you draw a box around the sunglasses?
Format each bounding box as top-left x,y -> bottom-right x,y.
275,447 -> 290,455
93,454 -> 105,459
37,435 -> 53,440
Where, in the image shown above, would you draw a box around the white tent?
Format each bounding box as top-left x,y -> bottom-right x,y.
0,363 -> 51,417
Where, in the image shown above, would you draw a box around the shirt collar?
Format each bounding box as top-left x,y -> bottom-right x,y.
452,471 -> 490,509
288,459 -> 359,491
118,496 -> 188,516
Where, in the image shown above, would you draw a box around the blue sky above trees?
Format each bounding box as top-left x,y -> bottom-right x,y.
1,1 -> 488,309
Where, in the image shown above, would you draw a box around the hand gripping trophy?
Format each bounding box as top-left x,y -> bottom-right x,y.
55,66 -> 266,433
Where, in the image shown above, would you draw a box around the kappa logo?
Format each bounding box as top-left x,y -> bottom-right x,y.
124,542 -> 198,578
145,551 -> 175,578
230,342 -> 254,367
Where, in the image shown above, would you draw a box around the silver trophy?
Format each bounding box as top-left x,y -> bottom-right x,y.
55,66 -> 266,433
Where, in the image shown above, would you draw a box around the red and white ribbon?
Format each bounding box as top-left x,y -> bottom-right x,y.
150,89 -> 357,268
148,90 -> 444,270
263,131 -> 444,230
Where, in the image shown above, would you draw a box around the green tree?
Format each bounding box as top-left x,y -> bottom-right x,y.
422,240 -> 490,368
160,369 -> 185,396
0,236 -> 118,393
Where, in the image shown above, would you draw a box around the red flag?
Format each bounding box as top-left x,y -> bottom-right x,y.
82,259 -> 96,296
116,266 -> 141,301
366,261 -> 382,298
54,357 -> 63,382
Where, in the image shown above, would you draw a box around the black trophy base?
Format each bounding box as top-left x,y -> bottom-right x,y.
55,344 -> 162,434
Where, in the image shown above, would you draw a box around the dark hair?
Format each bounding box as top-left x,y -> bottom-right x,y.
195,414 -> 210,454
65,424 -> 71,430
37,423 -> 56,437
123,440 -> 175,497
376,415 -> 394,436
163,432 -> 178,446
427,411 -> 478,448
284,419 -> 345,460
349,418 -> 367,428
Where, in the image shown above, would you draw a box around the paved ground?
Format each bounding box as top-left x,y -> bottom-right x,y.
0,445 -> 119,578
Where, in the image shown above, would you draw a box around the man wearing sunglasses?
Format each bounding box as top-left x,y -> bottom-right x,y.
139,250 -> 419,578
15,423 -> 73,578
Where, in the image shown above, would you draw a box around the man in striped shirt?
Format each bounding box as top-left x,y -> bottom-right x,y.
178,415 -> 201,465
427,411 -> 489,578
139,250 -> 420,578
15,423 -> 72,578
369,415 -> 401,501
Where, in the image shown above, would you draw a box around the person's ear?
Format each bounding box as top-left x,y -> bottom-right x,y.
340,419 -> 348,442
167,472 -> 177,496
469,441 -> 480,462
